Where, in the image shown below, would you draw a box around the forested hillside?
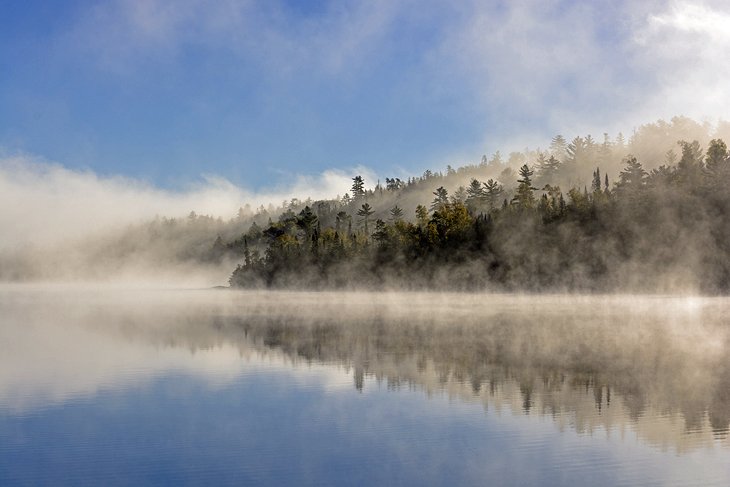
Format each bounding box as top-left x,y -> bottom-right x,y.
227,118 -> 730,293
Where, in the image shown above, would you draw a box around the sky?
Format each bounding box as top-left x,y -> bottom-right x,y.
1,0 -> 730,223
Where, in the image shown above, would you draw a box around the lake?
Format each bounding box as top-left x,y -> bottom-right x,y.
1,286 -> 728,486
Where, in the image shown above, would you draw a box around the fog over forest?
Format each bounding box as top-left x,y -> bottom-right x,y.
2,116 -> 730,292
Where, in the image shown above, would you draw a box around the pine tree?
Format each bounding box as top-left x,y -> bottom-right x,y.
704,138 -> 729,192
335,211 -> 349,233
415,205 -> 429,227
677,140 -> 704,188
357,203 -> 375,233
537,155 -> 561,186
430,186 -> 449,212
466,178 -> 485,213
705,139 -> 728,171
483,179 -> 503,209
451,186 -> 467,204
512,164 -> 537,209
550,135 -> 568,161
389,205 -> 404,222
466,178 -> 484,200
615,156 -> 647,197
296,206 -> 318,237
351,176 -> 366,199
566,136 -> 586,165
591,168 -> 601,193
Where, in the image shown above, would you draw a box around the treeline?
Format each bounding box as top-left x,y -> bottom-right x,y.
228,138 -> 730,293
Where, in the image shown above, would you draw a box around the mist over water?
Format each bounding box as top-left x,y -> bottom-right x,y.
1,287 -> 728,485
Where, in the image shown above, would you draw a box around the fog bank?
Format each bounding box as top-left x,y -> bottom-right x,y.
0,154 -> 373,251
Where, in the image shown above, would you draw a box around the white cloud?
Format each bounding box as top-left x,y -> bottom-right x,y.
631,0 -> 730,125
420,0 -> 730,147
421,1 -> 637,148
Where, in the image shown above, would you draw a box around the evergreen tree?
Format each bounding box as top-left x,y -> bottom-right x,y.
335,211 -> 350,233
466,178 -> 485,213
296,206 -> 318,237
357,203 -> 375,233
512,165 -> 537,209
466,178 -> 484,200
704,139 -> 729,191
566,136 -> 586,165
389,205 -> 404,222
537,155 -> 561,186
451,186 -> 467,204
705,139 -> 728,171
247,221 -> 263,242
385,177 -> 404,191
483,179 -> 503,210
584,134 -> 597,161
430,186 -> 449,212
242,237 -> 251,266
677,140 -> 704,188
415,205 -> 429,227
550,135 -> 568,161
351,176 -> 366,199
615,156 -> 647,197
372,219 -> 389,245
591,168 -> 602,193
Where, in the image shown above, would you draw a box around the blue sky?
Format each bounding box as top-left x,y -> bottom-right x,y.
2,0 -> 730,191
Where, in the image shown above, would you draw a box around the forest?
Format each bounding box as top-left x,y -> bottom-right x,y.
226,119 -> 730,293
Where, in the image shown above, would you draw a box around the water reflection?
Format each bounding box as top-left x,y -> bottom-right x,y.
1,288 -> 729,456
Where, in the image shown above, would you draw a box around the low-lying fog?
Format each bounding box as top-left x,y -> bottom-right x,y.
0,156 -> 374,286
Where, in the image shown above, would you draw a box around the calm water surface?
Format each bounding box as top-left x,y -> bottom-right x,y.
0,287 -> 729,486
